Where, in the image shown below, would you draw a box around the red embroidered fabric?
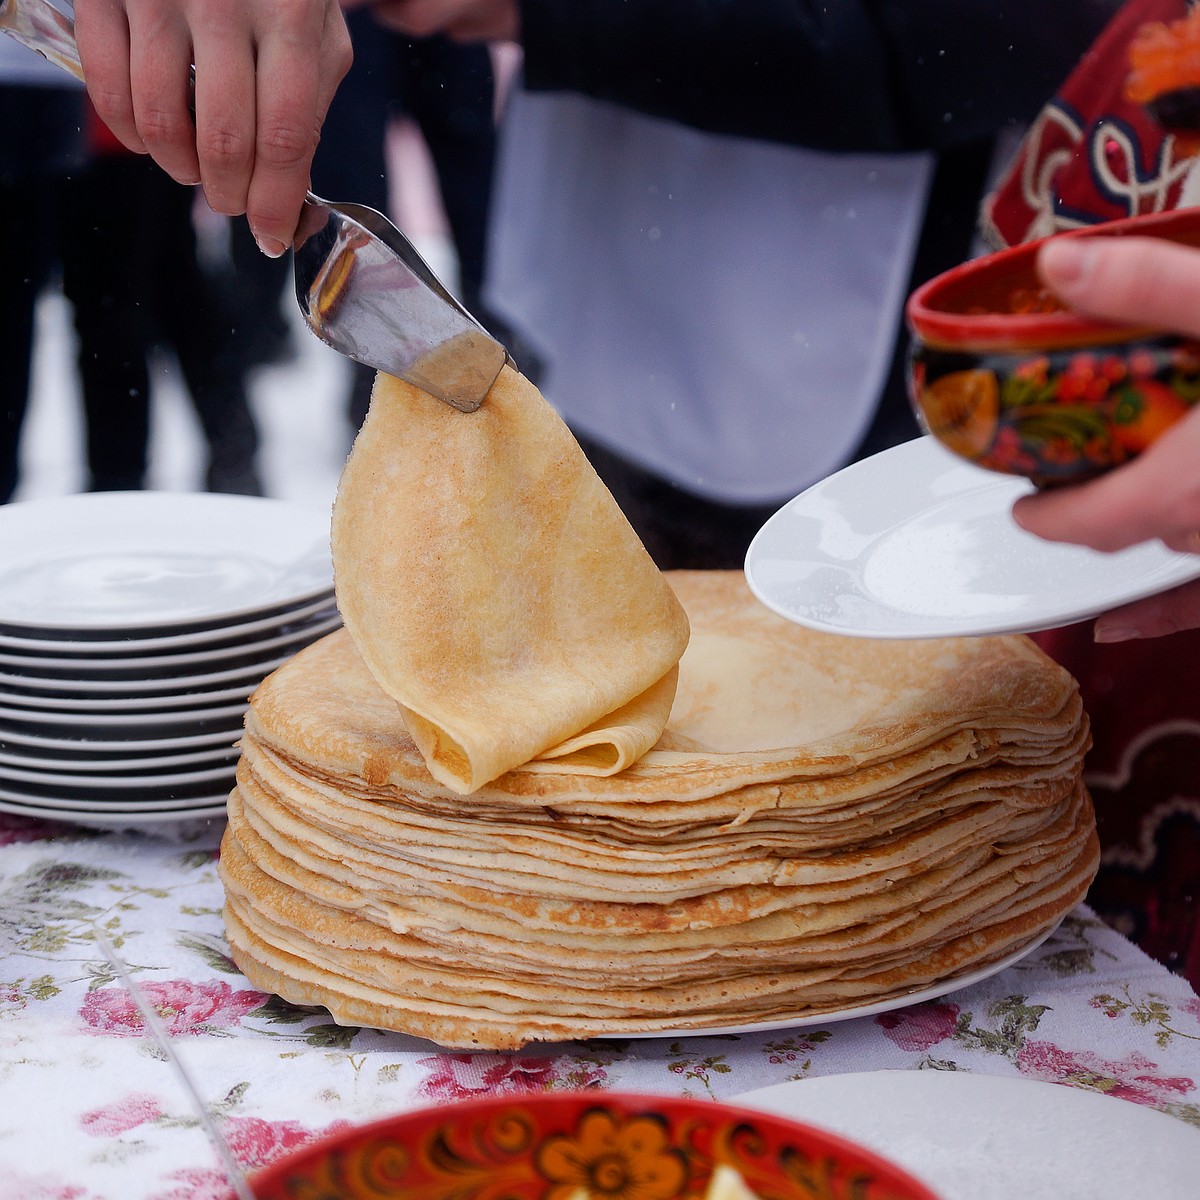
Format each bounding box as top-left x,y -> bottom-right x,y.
984,0 -> 1200,989
983,0 -> 1195,247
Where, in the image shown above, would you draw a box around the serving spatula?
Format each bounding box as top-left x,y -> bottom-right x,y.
0,0 -> 508,412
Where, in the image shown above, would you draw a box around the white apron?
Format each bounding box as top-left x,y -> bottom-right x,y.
484,89 -> 933,504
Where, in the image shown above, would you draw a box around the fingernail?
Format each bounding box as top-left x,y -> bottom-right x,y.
1010,504 -> 1030,531
1040,238 -> 1096,290
1094,622 -> 1138,643
254,234 -> 287,259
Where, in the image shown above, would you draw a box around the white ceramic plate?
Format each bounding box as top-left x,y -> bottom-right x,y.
0,681 -> 255,713
0,725 -> 239,753
0,775 -> 232,807
0,612 -> 341,673
0,760 -> 236,789
0,796 -> 230,824
0,653 -> 289,696
744,437 -> 1200,639
618,924 -> 1054,1039
736,1070 -> 1200,1199
0,742 -> 237,772
0,701 -> 247,728
0,592 -> 336,654
58,810 -> 229,836
0,492 -> 332,631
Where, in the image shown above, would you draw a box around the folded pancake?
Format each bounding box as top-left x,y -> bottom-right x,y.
246,575 -> 1082,818
331,365 -> 690,793
221,571 -> 1097,1049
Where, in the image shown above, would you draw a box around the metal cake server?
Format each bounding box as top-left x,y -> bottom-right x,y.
0,0 -> 508,412
290,193 -> 508,411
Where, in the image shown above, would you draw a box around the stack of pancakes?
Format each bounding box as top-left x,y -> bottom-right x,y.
220,570 -> 1096,1050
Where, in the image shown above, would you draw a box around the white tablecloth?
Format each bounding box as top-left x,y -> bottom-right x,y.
0,812 -> 1198,1199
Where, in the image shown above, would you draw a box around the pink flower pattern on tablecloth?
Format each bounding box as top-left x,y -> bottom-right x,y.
875,1002 -> 961,1051
0,982 -> 28,1018
0,1165 -> 100,1199
80,1092 -> 165,1137
147,1167 -> 241,1200
221,1115 -> 354,1171
418,1053 -> 606,1100
79,979 -> 267,1036
0,832 -> 1196,1198
1017,1041 -> 1195,1104
0,815 -> 64,845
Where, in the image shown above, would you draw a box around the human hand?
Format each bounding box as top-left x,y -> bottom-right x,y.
1011,234 -> 1200,639
357,0 -> 519,42
74,0 -> 353,256
1081,577 -> 1200,642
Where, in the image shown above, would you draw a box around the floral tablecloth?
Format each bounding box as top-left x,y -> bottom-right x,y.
1,811 -> 1199,1200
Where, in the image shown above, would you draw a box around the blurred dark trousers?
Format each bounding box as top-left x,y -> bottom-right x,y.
0,84 -> 84,503
60,155 -> 261,494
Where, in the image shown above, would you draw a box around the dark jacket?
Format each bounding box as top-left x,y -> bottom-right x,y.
518,0 -> 1123,154
513,0 -> 1124,457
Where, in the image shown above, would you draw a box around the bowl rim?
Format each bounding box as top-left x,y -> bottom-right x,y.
246,1088 -> 942,1200
905,207 -> 1200,352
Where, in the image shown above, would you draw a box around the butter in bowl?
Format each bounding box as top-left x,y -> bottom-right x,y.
905,206 -> 1200,486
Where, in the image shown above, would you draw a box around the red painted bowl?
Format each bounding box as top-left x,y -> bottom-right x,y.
905,206 -> 1200,486
248,1091 -> 941,1200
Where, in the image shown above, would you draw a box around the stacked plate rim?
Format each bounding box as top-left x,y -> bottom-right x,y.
0,491 -> 338,829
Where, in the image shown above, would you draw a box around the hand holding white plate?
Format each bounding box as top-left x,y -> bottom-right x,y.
745,438 -> 1200,639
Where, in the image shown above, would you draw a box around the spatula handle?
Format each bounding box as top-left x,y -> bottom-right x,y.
0,0 -> 85,82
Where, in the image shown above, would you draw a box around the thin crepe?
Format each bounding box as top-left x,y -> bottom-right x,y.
247,575 -> 1083,818
331,364 -> 689,793
221,571 -> 1096,1049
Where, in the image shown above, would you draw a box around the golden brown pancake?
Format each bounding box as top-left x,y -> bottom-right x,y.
331,365 -> 690,793
220,571 -> 1096,1049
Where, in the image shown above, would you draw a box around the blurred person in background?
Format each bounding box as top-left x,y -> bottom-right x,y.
57,100 -> 265,496
357,0 -> 1123,569
72,2 -> 1118,558
0,22 -> 84,503
221,218 -> 297,376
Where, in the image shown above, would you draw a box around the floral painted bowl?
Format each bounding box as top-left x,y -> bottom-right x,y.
905,206 -> 1200,486
248,1090 -> 941,1200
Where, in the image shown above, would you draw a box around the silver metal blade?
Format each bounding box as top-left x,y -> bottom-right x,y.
293,195 -> 509,412
0,0 -> 86,82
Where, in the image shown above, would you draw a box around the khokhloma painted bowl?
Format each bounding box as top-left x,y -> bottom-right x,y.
905,206 -> 1200,486
249,1091 -> 941,1200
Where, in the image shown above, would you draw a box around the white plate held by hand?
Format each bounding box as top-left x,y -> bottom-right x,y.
745,438 -> 1200,639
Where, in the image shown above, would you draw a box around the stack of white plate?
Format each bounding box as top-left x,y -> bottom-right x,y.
0,492 -> 339,829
